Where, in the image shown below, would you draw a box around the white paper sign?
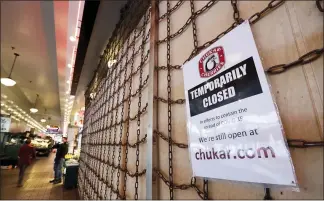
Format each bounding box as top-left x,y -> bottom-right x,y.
1,116 -> 11,132
182,21 -> 297,186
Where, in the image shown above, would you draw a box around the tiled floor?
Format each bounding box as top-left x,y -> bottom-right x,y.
0,153 -> 78,200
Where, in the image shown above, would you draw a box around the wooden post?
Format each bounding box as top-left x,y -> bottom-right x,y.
146,0 -> 159,199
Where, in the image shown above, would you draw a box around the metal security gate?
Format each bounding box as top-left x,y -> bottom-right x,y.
78,0 -> 324,200
78,1 -> 151,199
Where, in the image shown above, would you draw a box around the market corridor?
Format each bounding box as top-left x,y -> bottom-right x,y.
0,153 -> 78,200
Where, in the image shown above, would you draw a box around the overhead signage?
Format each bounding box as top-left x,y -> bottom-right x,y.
1,116 -> 11,132
182,21 -> 297,186
47,127 -> 59,134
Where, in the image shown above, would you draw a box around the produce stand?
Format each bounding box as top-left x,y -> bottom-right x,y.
31,137 -> 54,157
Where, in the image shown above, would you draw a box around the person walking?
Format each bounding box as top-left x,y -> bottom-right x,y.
17,138 -> 36,187
50,137 -> 68,184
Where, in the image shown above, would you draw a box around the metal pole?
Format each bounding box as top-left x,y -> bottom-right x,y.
146,0 -> 159,199
8,53 -> 20,78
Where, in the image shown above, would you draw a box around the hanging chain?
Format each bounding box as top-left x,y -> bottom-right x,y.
190,0 -> 198,49
316,0 -> 324,12
79,0 -> 323,200
116,37 -> 131,199
155,64 -> 182,70
266,48 -> 324,74
109,42 -> 125,200
105,43 -> 120,200
159,0 -> 184,21
89,135 -> 147,147
154,96 -> 185,104
98,72 -> 111,199
287,139 -> 324,148
154,169 -> 207,199
99,74 -> 110,198
158,0 -> 218,45
249,0 -> 285,24
203,179 -> 208,200
231,0 -> 243,23
166,0 -> 174,199
184,0 -> 285,64
123,28 -> 137,199
134,11 -> 148,200
154,130 -> 188,148
108,43 -> 120,199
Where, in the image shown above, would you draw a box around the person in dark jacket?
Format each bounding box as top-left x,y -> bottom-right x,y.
50,137 -> 68,184
17,138 -> 36,187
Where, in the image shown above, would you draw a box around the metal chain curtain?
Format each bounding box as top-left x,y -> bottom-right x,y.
78,4 -> 151,199
154,0 -> 323,200
78,0 -> 323,200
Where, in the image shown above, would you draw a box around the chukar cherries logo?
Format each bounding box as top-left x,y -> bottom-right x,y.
199,46 -> 225,78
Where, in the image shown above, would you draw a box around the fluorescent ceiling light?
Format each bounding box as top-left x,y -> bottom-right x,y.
30,108 -> 38,113
1,78 -> 16,86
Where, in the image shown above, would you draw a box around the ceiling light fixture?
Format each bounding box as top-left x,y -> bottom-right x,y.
69,36 -> 76,42
40,108 -> 47,123
1,53 -> 20,87
30,108 -> 38,113
30,94 -> 39,113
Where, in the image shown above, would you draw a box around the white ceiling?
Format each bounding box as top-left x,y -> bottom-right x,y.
0,1 -> 77,128
1,0 -> 127,131
72,1 -> 127,114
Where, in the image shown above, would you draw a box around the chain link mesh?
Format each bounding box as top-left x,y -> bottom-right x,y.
78,2 -> 151,199
79,0 -> 323,200
154,0 -> 323,200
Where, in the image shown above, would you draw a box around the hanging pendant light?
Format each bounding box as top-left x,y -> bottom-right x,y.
30,94 -> 39,113
46,117 -> 51,129
40,108 -> 47,122
1,53 -> 20,86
